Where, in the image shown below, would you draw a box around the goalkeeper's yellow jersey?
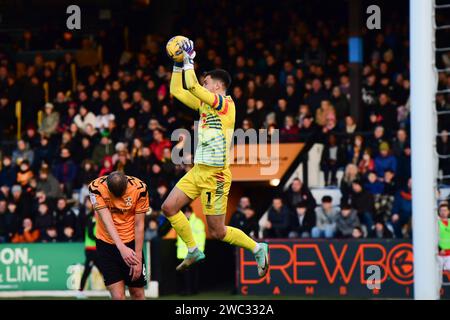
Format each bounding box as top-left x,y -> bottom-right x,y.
170,69 -> 235,168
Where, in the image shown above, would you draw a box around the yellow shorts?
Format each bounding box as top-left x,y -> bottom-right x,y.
176,164 -> 231,215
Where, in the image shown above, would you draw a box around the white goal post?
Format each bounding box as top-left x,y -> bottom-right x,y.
410,0 -> 441,300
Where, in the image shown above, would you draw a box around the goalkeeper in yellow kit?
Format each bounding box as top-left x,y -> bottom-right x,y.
162,38 -> 269,277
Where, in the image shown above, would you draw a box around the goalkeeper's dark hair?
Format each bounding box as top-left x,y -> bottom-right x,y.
107,171 -> 128,197
204,69 -> 232,90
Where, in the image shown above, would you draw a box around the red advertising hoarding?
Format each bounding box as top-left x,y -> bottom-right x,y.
237,239 -> 450,298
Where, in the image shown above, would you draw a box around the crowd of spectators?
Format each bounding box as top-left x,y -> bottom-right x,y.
232,177 -> 410,240
0,1 -> 449,243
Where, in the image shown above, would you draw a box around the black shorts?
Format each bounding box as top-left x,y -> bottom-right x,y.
96,239 -> 147,288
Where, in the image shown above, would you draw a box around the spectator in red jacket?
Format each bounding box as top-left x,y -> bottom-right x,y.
150,129 -> 171,161
358,148 -> 376,176
98,156 -> 113,177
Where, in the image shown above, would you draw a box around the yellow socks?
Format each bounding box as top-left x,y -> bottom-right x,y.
222,226 -> 257,252
167,211 -> 197,249
167,213 -> 258,253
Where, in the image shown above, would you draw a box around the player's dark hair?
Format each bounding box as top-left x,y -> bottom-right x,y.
107,171 -> 128,198
204,69 -> 232,90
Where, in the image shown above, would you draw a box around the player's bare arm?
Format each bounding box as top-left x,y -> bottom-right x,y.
96,207 -> 140,267
131,212 -> 145,281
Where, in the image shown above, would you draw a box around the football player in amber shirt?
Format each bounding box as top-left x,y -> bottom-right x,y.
88,171 -> 149,300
